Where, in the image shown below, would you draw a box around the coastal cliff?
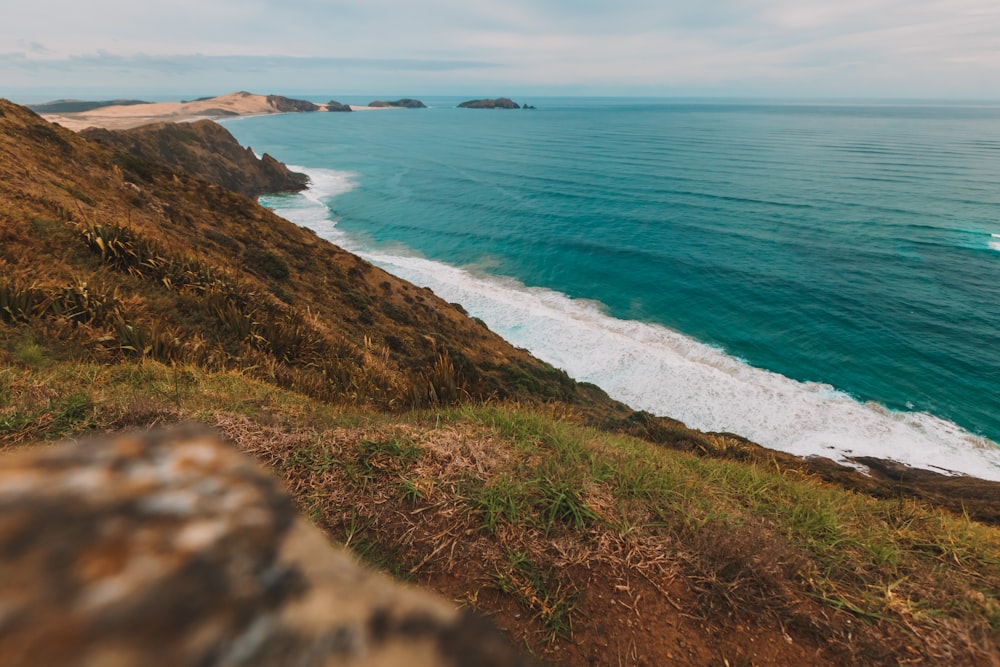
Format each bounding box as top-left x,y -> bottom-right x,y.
82,120 -> 310,198
266,94 -> 321,113
0,99 -> 597,410
2,98 -> 1000,666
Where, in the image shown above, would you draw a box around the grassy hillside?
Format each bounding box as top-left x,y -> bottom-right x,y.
2,98 -> 999,665
0,99 -> 612,414
81,120 -> 310,198
3,356 -> 998,665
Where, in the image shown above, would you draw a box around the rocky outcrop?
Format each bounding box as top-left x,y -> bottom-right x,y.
457,98 -> 521,109
82,120 -> 309,198
0,427 -> 534,667
326,100 -> 353,112
266,95 -> 322,113
368,99 -> 427,109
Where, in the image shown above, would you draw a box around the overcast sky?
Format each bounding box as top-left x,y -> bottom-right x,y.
3,0 -> 999,101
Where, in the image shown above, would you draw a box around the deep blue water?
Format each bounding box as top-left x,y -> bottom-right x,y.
224,98 -> 1000,478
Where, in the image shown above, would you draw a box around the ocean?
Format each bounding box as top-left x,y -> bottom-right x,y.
222,98 -> 1000,480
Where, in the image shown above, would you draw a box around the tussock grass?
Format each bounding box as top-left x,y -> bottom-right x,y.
6,358 -> 995,664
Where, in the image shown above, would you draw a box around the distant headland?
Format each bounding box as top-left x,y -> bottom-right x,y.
33,91 -> 429,131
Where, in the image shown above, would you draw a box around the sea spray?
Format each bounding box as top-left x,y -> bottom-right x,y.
261,166 -> 1000,481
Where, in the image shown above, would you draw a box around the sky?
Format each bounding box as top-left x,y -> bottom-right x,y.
2,0 -> 1000,101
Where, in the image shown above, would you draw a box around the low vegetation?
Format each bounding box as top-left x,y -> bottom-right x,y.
1,355 -> 998,665
2,97 -> 999,665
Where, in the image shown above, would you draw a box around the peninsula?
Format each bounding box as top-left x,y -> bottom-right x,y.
36,91 -> 322,131
37,92 -> 435,130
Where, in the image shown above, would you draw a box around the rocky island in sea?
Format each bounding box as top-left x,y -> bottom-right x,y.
458,97 -> 523,109
325,100 -> 353,112
368,98 -> 427,108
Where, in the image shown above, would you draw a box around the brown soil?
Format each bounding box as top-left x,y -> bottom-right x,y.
428,562 -> 831,667
215,415 -> 1000,667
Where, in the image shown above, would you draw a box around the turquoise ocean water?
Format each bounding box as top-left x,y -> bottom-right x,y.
222,98 -> 1000,479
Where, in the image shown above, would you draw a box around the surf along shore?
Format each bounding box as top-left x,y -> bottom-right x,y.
10,93 -> 1000,665
41,92 -> 1000,493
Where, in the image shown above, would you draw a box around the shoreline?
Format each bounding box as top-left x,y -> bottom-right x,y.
263,171 -> 1000,520
38,98 -> 1000,485
257,161 -> 1000,485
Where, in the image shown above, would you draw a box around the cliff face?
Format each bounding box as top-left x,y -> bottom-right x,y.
81,120 -> 310,198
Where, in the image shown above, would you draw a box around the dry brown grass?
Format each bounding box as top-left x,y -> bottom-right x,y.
2,355 -> 999,665
4,97 -> 1000,666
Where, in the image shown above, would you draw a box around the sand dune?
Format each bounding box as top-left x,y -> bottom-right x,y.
41,92 -> 313,131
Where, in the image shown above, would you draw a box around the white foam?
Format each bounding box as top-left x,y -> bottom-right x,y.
264,166 -> 1000,482
259,166 -> 356,246
990,233 -> 1000,252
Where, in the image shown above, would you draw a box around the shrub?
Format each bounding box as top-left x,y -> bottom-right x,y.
242,247 -> 289,281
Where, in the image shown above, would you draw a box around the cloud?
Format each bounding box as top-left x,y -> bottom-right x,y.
54,52 -> 500,73
14,39 -> 52,54
3,0 -> 1000,97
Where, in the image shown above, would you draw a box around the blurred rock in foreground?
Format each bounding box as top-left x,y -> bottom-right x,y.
0,427 -> 533,667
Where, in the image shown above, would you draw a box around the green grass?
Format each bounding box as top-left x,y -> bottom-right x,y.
1,353 -> 998,661
11,336 -> 48,367
284,444 -> 340,474
492,548 -> 579,642
47,392 -> 96,438
533,474 -> 598,532
347,437 -> 421,489
469,475 -> 531,532
443,405 -> 1000,642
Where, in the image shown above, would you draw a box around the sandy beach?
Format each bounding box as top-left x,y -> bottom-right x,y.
39,92 -> 414,131
40,92 -> 314,131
